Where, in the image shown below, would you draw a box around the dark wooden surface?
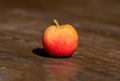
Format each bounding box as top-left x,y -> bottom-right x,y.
0,0 -> 120,81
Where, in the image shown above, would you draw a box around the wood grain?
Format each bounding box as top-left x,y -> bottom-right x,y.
0,0 -> 120,81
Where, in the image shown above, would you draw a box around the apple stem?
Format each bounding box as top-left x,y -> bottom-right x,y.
54,19 -> 60,27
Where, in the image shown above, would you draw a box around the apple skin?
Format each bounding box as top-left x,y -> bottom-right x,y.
42,24 -> 78,57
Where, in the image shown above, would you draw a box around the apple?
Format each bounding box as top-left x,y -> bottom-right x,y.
42,19 -> 78,57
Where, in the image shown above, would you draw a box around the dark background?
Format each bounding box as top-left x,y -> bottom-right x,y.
0,0 -> 120,25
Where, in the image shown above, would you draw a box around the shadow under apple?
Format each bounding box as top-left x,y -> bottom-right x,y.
32,48 -> 72,58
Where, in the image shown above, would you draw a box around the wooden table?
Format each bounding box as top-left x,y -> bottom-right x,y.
0,0 -> 120,81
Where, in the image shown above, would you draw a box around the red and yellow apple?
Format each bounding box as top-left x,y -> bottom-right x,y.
42,19 -> 78,57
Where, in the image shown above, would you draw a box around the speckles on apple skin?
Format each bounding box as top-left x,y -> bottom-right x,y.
42,24 -> 78,57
